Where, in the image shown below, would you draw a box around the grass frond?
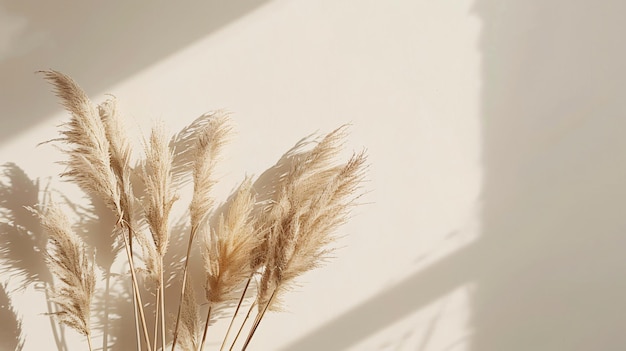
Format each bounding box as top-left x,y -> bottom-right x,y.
257,140 -> 366,311
189,114 -> 232,234
175,277 -> 201,351
40,70 -> 122,219
34,201 -> 95,338
204,178 -> 257,305
142,123 -> 178,258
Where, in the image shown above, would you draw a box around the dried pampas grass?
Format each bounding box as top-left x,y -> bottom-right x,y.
175,277 -> 201,351
32,201 -> 95,349
40,71 -> 122,220
7,70 -> 367,351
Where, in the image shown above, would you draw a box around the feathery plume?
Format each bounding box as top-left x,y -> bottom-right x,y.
140,123 -> 179,351
98,98 -> 135,226
34,201 -> 95,343
204,178 -> 257,306
189,114 -> 231,234
250,126 -> 348,272
200,178 -> 257,350
142,123 -> 178,259
257,145 -> 366,311
169,112 -> 225,188
175,277 -> 201,351
40,70 -> 122,219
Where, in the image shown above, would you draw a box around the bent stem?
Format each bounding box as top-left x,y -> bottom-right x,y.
102,270 -> 111,351
170,227 -> 198,351
219,277 -> 251,351
199,305 -> 213,351
241,289 -> 276,351
44,283 -> 67,351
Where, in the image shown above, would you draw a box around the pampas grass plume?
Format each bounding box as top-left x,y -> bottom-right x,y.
33,202 -> 95,342
41,70 -> 122,220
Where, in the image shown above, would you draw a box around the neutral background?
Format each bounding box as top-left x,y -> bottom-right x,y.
1,1 -> 625,350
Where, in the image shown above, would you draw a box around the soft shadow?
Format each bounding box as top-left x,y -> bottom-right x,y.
0,163 -> 67,351
278,244 -> 479,351
0,0 -> 270,144
281,1 -> 626,350
0,282 -> 24,351
472,0 -> 626,349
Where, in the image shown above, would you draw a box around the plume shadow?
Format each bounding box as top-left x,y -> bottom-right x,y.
0,163 -> 67,351
0,282 -> 24,351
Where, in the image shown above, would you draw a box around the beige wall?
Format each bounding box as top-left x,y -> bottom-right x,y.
0,1 -> 624,350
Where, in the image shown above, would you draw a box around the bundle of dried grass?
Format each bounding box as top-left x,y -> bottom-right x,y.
249,127 -> 348,272
26,71 -> 367,351
42,70 -> 152,351
241,138 -> 366,349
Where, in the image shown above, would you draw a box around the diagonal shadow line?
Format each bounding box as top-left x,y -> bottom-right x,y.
277,242 -> 481,351
0,0 -> 271,144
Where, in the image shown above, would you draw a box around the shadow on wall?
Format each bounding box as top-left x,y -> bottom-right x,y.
472,0 -> 626,349
281,1 -> 626,350
0,0 -> 269,144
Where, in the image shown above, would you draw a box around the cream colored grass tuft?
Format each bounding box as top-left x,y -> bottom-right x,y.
189,114 -> 232,233
33,201 -> 95,347
176,277 -> 201,351
204,178 -> 257,306
19,71 -> 368,351
40,70 -> 122,219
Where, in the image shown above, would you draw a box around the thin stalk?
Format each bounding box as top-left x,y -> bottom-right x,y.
87,333 -> 94,351
153,287 -> 161,351
125,218 -> 142,351
228,300 -> 256,351
219,277 -> 251,351
60,324 -> 67,351
133,292 -> 142,351
199,305 -> 213,351
241,290 -> 276,351
160,270 -> 166,351
171,227 -> 198,351
44,283 -> 67,351
102,270 -> 111,351
122,223 -> 153,351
